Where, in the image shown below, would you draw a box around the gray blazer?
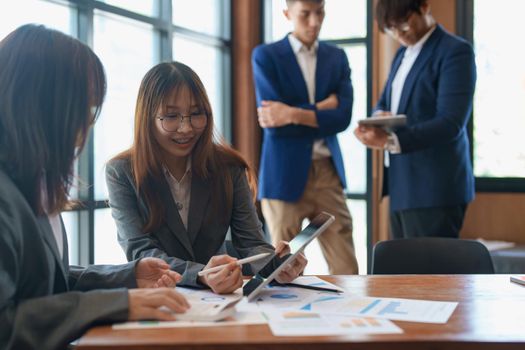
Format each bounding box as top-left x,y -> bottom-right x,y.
0,168 -> 137,350
106,158 -> 278,287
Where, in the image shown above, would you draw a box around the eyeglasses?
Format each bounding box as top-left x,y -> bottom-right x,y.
385,22 -> 411,37
156,111 -> 207,132
385,13 -> 413,38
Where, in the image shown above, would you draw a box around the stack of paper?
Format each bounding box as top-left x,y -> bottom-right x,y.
239,276 -> 458,336
112,276 -> 459,338
476,238 -> 516,251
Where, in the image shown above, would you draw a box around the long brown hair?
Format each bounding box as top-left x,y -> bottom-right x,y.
114,62 -> 256,232
0,24 -> 106,215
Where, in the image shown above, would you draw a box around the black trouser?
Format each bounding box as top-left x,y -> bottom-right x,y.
390,205 -> 467,239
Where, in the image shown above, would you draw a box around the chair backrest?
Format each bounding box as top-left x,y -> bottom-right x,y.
371,238 -> 495,274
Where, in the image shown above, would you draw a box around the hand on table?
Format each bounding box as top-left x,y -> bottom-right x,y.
128,288 -> 190,321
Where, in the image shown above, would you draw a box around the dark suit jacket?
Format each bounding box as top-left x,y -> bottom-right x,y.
105,158 -> 278,288
0,168 -> 136,350
376,25 -> 476,211
252,36 -> 353,201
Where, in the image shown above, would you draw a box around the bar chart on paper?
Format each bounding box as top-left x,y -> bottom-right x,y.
378,301 -> 411,316
264,310 -> 403,336
299,296 -> 458,323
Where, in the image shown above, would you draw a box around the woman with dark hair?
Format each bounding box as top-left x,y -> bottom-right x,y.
0,25 -> 189,350
106,62 -> 307,294
355,0 -> 476,239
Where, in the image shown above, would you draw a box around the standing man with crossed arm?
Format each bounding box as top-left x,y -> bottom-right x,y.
252,0 -> 358,274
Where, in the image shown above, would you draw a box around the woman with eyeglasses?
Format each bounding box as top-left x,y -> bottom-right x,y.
0,25 -> 190,350
106,62 -> 307,294
354,0 -> 476,239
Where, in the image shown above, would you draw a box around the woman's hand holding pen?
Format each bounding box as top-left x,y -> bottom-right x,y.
274,241 -> 308,284
198,255 -> 243,294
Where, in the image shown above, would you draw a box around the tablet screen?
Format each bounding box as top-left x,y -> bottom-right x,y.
243,212 -> 335,301
358,114 -> 407,130
288,214 -> 331,253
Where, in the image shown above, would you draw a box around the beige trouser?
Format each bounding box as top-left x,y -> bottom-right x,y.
261,158 -> 359,275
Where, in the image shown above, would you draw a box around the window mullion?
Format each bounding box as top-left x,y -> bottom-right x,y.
159,0 -> 172,61
76,1 -> 95,265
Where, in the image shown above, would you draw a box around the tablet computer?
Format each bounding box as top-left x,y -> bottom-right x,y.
243,212 -> 335,302
358,114 -> 407,130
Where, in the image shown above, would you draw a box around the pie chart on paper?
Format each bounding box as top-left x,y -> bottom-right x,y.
270,294 -> 299,300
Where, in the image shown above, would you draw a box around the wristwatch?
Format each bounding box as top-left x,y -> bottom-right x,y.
384,132 -> 401,153
384,133 -> 395,150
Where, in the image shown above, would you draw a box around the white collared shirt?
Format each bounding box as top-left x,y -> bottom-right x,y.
288,33 -> 318,105
390,26 -> 436,115
387,26 -> 436,154
41,177 -> 63,259
288,34 -> 331,159
163,159 -> 192,230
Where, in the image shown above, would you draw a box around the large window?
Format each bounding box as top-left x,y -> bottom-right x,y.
457,1 -> 525,191
472,1 -> 525,180
92,12 -> 158,264
1,0 -> 231,265
171,0 -> 231,135
267,0 -> 372,274
1,0 -> 78,263
0,0 -> 75,39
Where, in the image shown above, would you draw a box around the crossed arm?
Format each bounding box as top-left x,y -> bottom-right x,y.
257,93 -> 339,128
252,46 -> 353,138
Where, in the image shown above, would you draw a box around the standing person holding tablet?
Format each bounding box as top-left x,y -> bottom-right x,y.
106,62 -> 307,295
354,0 -> 476,239
0,25 -> 190,350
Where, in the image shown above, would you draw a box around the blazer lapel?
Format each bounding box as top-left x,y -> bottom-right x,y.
385,50 -> 405,111
187,174 -> 210,245
276,37 -> 310,102
158,177 -> 195,259
397,26 -> 443,114
315,43 -> 331,100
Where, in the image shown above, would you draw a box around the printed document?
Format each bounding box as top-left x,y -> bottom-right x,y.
264,310 -> 402,336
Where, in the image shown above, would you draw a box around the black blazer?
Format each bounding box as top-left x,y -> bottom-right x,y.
0,168 -> 137,350
105,158 -> 278,287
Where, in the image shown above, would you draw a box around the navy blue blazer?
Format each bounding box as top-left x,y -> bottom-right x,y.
252,36 -> 353,201
376,25 -> 476,211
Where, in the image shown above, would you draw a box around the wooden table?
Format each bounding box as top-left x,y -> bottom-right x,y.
77,275 -> 525,350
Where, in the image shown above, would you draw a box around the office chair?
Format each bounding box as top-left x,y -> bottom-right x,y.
371,237 -> 495,274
